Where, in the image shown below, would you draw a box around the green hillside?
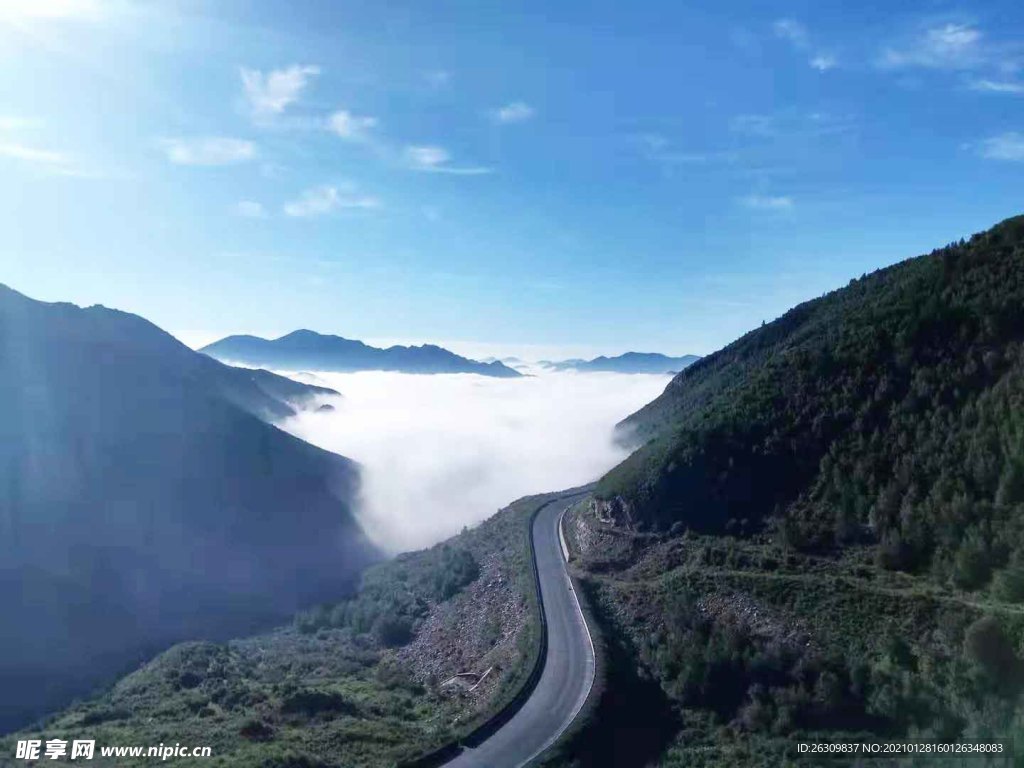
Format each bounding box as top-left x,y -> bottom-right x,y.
3,492 -> 560,767
564,215 -> 1024,767
599,214 -> 1024,587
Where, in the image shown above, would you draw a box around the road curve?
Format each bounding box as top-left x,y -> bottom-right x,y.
443,494 -> 596,768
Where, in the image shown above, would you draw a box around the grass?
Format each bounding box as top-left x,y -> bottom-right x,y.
1,493 -> 565,767
554,502 -> 1024,768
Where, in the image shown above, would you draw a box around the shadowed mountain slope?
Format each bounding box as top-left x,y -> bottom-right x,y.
0,285 -> 377,732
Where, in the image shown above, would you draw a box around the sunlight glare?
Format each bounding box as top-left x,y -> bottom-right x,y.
0,0 -> 99,21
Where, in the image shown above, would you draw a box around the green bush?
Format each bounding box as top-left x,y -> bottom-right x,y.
373,614 -> 414,647
294,545 -> 480,646
963,616 -> 1019,683
992,564 -> 1024,602
280,689 -> 356,717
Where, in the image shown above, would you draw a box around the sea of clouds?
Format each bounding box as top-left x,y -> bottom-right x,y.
277,369 -> 669,553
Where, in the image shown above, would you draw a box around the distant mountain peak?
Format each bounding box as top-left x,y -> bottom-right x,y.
202,329 -> 522,377
544,351 -> 700,374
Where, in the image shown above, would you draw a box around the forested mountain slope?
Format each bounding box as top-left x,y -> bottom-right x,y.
555,216 -> 1024,767
0,285 -> 376,732
600,214 -> 1024,585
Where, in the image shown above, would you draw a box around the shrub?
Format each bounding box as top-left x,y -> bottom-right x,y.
991,565 -> 1024,602
951,530 -> 991,590
239,719 -> 274,741
280,689 -> 356,717
373,614 -> 414,647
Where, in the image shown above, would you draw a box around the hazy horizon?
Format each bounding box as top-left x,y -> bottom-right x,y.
172,327 -> 701,365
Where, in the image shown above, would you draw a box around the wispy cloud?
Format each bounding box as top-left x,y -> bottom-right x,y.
0,141 -> 67,165
490,101 -> 535,124
810,54 -> 838,72
324,108 -> 490,176
969,79 -> 1024,95
327,109 -> 378,141
283,184 -> 380,217
0,118 -> 101,177
234,200 -> 265,218
240,65 -> 320,117
158,137 -> 256,166
740,194 -> 794,211
773,18 -> 837,72
731,114 -> 778,138
879,23 -> 984,70
404,145 -> 492,175
634,133 -> 736,170
773,19 -> 808,47
730,111 -> 854,140
977,132 -> 1024,162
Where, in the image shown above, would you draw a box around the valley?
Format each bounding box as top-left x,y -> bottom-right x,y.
4,3 -> 1023,765
4,217 -> 1024,766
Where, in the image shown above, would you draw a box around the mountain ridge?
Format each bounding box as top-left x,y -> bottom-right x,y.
557,214 -> 1024,764
0,284 -> 376,731
202,330 -> 522,377
544,351 -> 700,374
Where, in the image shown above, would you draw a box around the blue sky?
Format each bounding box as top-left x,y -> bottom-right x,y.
1,0 -> 1022,359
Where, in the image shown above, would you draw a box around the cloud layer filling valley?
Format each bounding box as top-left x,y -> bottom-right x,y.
278,370 -> 669,553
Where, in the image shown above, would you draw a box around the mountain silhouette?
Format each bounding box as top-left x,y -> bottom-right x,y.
202,330 -> 522,377
545,351 -> 700,374
0,285 -> 377,731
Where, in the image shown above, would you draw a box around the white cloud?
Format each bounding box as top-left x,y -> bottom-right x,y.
491,101 -> 535,124
880,23 -> 984,70
0,116 -> 68,166
741,194 -> 794,210
810,54 -> 838,71
0,139 -> 99,177
639,133 -> 669,152
327,109 -> 378,140
634,133 -> 736,170
773,18 -> 836,72
0,141 -> 68,165
773,19 -> 808,47
234,200 -> 265,218
730,111 -> 854,140
159,137 -> 256,166
731,114 -> 778,137
977,132 -> 1024,161
279,370 -> 672,552
404,144 -> 492,175
970,79 -> 1024,94
283,184 -> 380,217
406,145 -> 449,168
925,23 -> 981,55
240,64 -> 320,117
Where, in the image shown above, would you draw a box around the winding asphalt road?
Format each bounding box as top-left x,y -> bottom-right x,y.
443,494 -> 596,768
